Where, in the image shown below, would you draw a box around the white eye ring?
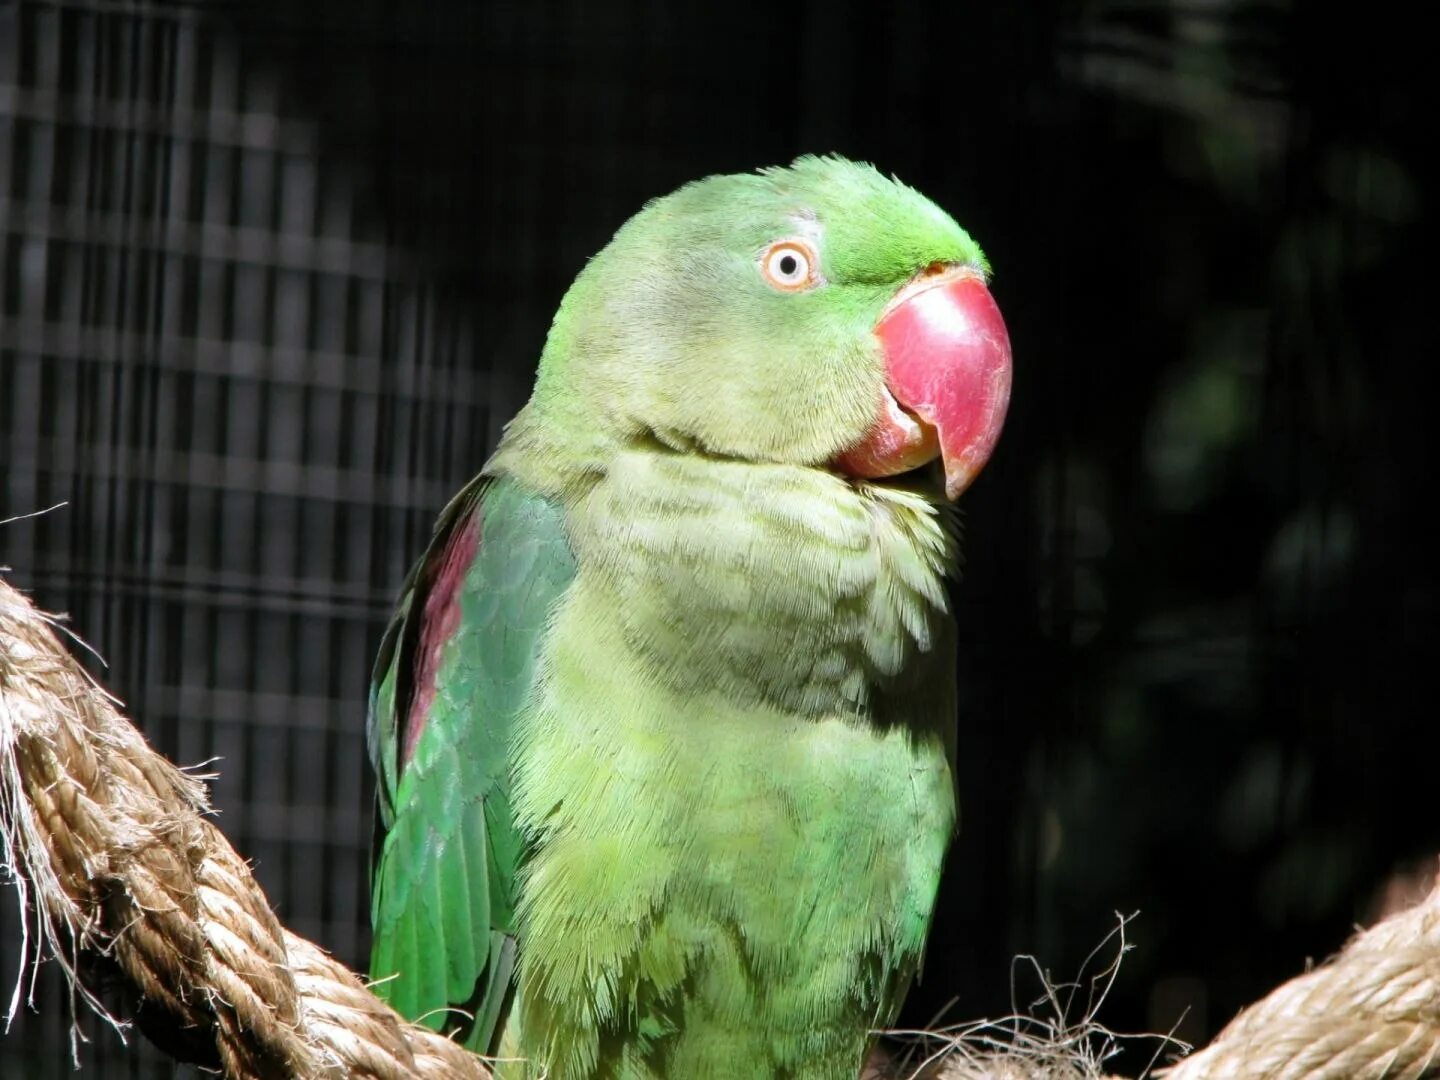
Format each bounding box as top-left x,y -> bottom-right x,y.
760,240 -> 818,292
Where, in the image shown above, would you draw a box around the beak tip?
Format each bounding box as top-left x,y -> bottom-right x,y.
943,460 -> 977,501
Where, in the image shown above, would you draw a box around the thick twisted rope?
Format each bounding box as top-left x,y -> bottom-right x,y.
3,574 -> 1439,1079
1159,880 -> 1440,1080
0,578 -> 488,1078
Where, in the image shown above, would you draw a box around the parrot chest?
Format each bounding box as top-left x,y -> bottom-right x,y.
511,655 -> 956,1079
505,456 -> 959,1078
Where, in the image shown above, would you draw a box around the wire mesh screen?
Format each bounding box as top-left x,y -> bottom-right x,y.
1,2 -> 501,1073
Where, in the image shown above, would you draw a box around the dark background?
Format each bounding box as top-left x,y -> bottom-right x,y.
2,0 -> 1435,1075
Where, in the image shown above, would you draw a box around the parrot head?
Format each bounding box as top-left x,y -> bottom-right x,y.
500,155 -> 1011,501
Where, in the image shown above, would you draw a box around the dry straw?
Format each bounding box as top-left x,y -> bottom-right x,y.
2,573 -> 1438,1079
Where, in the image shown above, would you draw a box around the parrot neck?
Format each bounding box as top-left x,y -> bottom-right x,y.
486,395 -> 624,498
514,444 -> 958,718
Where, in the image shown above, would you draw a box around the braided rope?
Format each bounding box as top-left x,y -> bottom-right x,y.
1159,881 -> 1440,1080
1,578 -> 487,1079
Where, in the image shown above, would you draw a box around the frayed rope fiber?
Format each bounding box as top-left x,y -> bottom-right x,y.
1,578 -> 488,1079
3,572 -> 1440,1079
1157,883 -> 1440,1080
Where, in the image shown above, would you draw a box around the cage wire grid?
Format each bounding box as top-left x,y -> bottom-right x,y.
0,1 -> 504,1074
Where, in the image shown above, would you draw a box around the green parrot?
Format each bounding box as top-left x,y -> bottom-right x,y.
366,155 -> 1012,1079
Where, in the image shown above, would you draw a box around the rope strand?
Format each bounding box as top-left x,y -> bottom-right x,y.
1,579 -> 488,1079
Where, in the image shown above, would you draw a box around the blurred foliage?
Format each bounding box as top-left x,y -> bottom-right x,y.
1003,0 -> 1436,1057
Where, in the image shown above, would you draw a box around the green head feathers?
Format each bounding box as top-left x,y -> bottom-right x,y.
491,155 -> 989,496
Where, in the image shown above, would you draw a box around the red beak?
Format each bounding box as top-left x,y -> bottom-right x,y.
834,266 -> 1012,500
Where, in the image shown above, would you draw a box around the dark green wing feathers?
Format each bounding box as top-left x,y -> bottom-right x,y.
367,475 -> 576,1051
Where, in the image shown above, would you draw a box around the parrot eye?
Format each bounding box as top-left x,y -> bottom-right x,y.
760,240 -> 819,292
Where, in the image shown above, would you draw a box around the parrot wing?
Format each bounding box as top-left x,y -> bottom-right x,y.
367,474 -> 575,1051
